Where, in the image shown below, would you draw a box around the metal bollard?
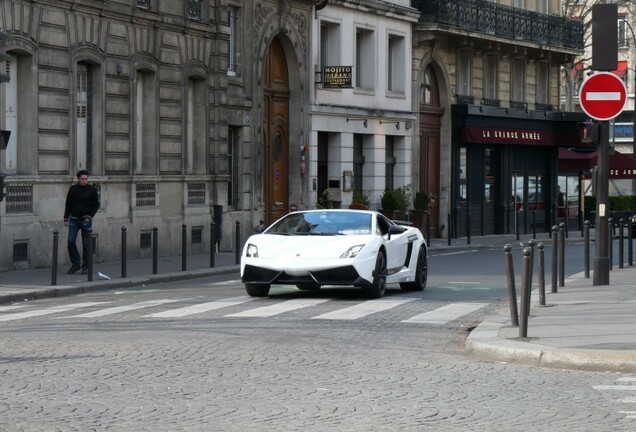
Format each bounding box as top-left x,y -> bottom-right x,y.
87,229 -> 94,282
519,247 -> 532,338
152,226 -> 158,275
210,221 -> 216,268
528,239 -> 536,291
584,220 -> 590,278
619,218 -> 624,269
629,217 -> 634,266
538,242 -> 546,306
51,230 -> 59,286
235,221 -> 241,265
504,245 -> 519,327
447,214 -> 451,246
608,217 -> 613,270
558,222 -> 565,288
466,212 -> 471,245
182,223 -> 187,272
551,225 -> 558,293
121,227 -> 127,278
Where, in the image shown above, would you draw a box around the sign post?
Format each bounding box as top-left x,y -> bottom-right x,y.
579,72 -> 627,285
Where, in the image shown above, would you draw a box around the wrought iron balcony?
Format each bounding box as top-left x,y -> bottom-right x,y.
414,0 -> 583,51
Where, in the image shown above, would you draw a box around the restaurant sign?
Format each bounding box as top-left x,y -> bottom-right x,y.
322,66 -> 352,88
462,126 -> 555,146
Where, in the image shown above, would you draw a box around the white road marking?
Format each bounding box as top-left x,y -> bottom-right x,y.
0,305 -> 31,312
592,385 -> 636,391
144,296 -> 256,318
402,302 -> 488,324
226,298 -> 330,318
0,302 -> 109,321
312,298 -> 416,320
65,299 -> 183,318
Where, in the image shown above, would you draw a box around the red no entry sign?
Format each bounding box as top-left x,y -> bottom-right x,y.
579,72 -> 627,121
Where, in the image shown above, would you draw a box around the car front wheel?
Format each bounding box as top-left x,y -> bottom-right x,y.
245,283 -> 270,297
400,247 -> 427,291
364,251 -> 387,298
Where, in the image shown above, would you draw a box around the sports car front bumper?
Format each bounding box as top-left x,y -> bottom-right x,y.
241,263 -> 372,286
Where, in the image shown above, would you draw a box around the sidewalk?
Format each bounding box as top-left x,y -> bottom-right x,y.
2,231 -> 635,373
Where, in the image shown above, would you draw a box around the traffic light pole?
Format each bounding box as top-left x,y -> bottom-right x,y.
593,120 -> 610,285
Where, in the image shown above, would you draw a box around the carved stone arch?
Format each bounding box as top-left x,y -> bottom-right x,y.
132,53 -> 159,74
182,60 -> 207,81
3,35 -> 37,57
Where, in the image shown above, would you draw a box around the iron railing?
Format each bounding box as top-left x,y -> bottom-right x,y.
414,0 -> 584,50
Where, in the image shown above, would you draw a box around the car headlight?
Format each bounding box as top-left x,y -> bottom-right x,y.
340,244 -> 364,259
246,243 -> 259,258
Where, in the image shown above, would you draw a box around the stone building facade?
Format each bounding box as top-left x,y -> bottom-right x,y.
0,0 -> 313,271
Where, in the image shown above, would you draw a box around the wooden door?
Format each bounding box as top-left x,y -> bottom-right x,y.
263,38 -> 290,225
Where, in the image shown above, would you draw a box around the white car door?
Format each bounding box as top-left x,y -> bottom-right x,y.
377,216 -> 410,273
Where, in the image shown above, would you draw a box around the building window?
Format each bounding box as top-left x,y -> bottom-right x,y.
186,76 -> 206,174
387,34 -> 405,93
537,62 -> 550,105
187,183 -> 205,205
618,17 -> 628,48
484,54 -> 498,102
135,70 -> 157,174
353,135 -> 364,192
511,58 -> 525,107
137,0 -> 150,9
385,136 -> 395,191
355,28 -> 374,90
188,0 -> 201,20
228,126 -> 240,207
136,183 -> 156,207
320,21 -> 340,75
457,49 -> 471,97
228,6 -> 239,75
76,64 -> 92,173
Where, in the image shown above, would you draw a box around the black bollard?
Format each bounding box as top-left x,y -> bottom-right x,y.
551,225 -> 558,293
152,226 -> 158,274
182,223 -> 187,272
558,222 -> 565,288
609,217 -> 614,270
210,221 -> 216,268
447,213 -> 451,246
584,220 -> 590,279
504,245 -> 519,327
519,247 -> 532,338
629,217 -> 634,266
121,227 -> 127,278
235,221 -> 241,265
51,230 -> 59,286
466,212 -> 471,245
619,218 -> 625,269
87,229 -> 94,282
538,242 -> 546,306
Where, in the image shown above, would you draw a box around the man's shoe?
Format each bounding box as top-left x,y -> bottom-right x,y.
81,267 -> 88,275
67,265 -> 80,274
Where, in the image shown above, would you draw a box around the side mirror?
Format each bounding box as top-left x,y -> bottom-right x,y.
387,224 -> 404,240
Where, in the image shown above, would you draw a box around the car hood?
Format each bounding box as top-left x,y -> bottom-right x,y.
247,234 -> 374,259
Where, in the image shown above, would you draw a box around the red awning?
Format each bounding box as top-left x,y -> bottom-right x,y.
611,60 -> 628,79
558,148 -> 636,178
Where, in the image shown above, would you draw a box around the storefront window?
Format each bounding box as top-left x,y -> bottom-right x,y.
459,147 -> 467,200
484,148 -> 494,202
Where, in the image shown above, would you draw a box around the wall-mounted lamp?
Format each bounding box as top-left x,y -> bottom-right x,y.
116,63 -> 123,75
405,121 -> 411,130
346,118 -> 368,128
379,120 -> 400,129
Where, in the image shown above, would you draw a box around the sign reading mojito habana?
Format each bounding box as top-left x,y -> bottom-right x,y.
323,66 -> 352,88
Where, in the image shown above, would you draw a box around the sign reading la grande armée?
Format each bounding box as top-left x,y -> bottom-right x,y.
322,66 -> 352,88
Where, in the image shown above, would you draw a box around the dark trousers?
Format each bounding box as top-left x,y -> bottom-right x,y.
67,217 -> 92,269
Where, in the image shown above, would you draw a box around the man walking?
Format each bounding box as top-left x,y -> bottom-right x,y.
63,170 -> 100,274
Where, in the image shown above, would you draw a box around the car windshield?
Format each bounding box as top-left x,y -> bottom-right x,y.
266,211 -> 373,235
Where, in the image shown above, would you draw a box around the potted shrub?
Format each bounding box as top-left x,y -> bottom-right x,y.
380,186 -> 410,220
410,190 -> 435,231
349,189 -> 370,210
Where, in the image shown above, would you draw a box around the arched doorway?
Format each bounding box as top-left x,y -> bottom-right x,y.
419,65 -> 443,237
263,37 -> 290,225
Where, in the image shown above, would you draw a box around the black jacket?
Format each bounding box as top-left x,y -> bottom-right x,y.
64,184 -> 100,220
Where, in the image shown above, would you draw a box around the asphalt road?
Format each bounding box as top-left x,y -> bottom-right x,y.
0,246 -> 634,431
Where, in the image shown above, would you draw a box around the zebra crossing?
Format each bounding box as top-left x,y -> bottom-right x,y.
0,296 -> 489,325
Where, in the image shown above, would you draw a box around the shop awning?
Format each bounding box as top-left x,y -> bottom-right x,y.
558,147 -> 636,178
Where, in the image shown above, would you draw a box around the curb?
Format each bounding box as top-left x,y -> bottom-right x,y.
0,266 -> 239,305
466,313 -> 636,373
